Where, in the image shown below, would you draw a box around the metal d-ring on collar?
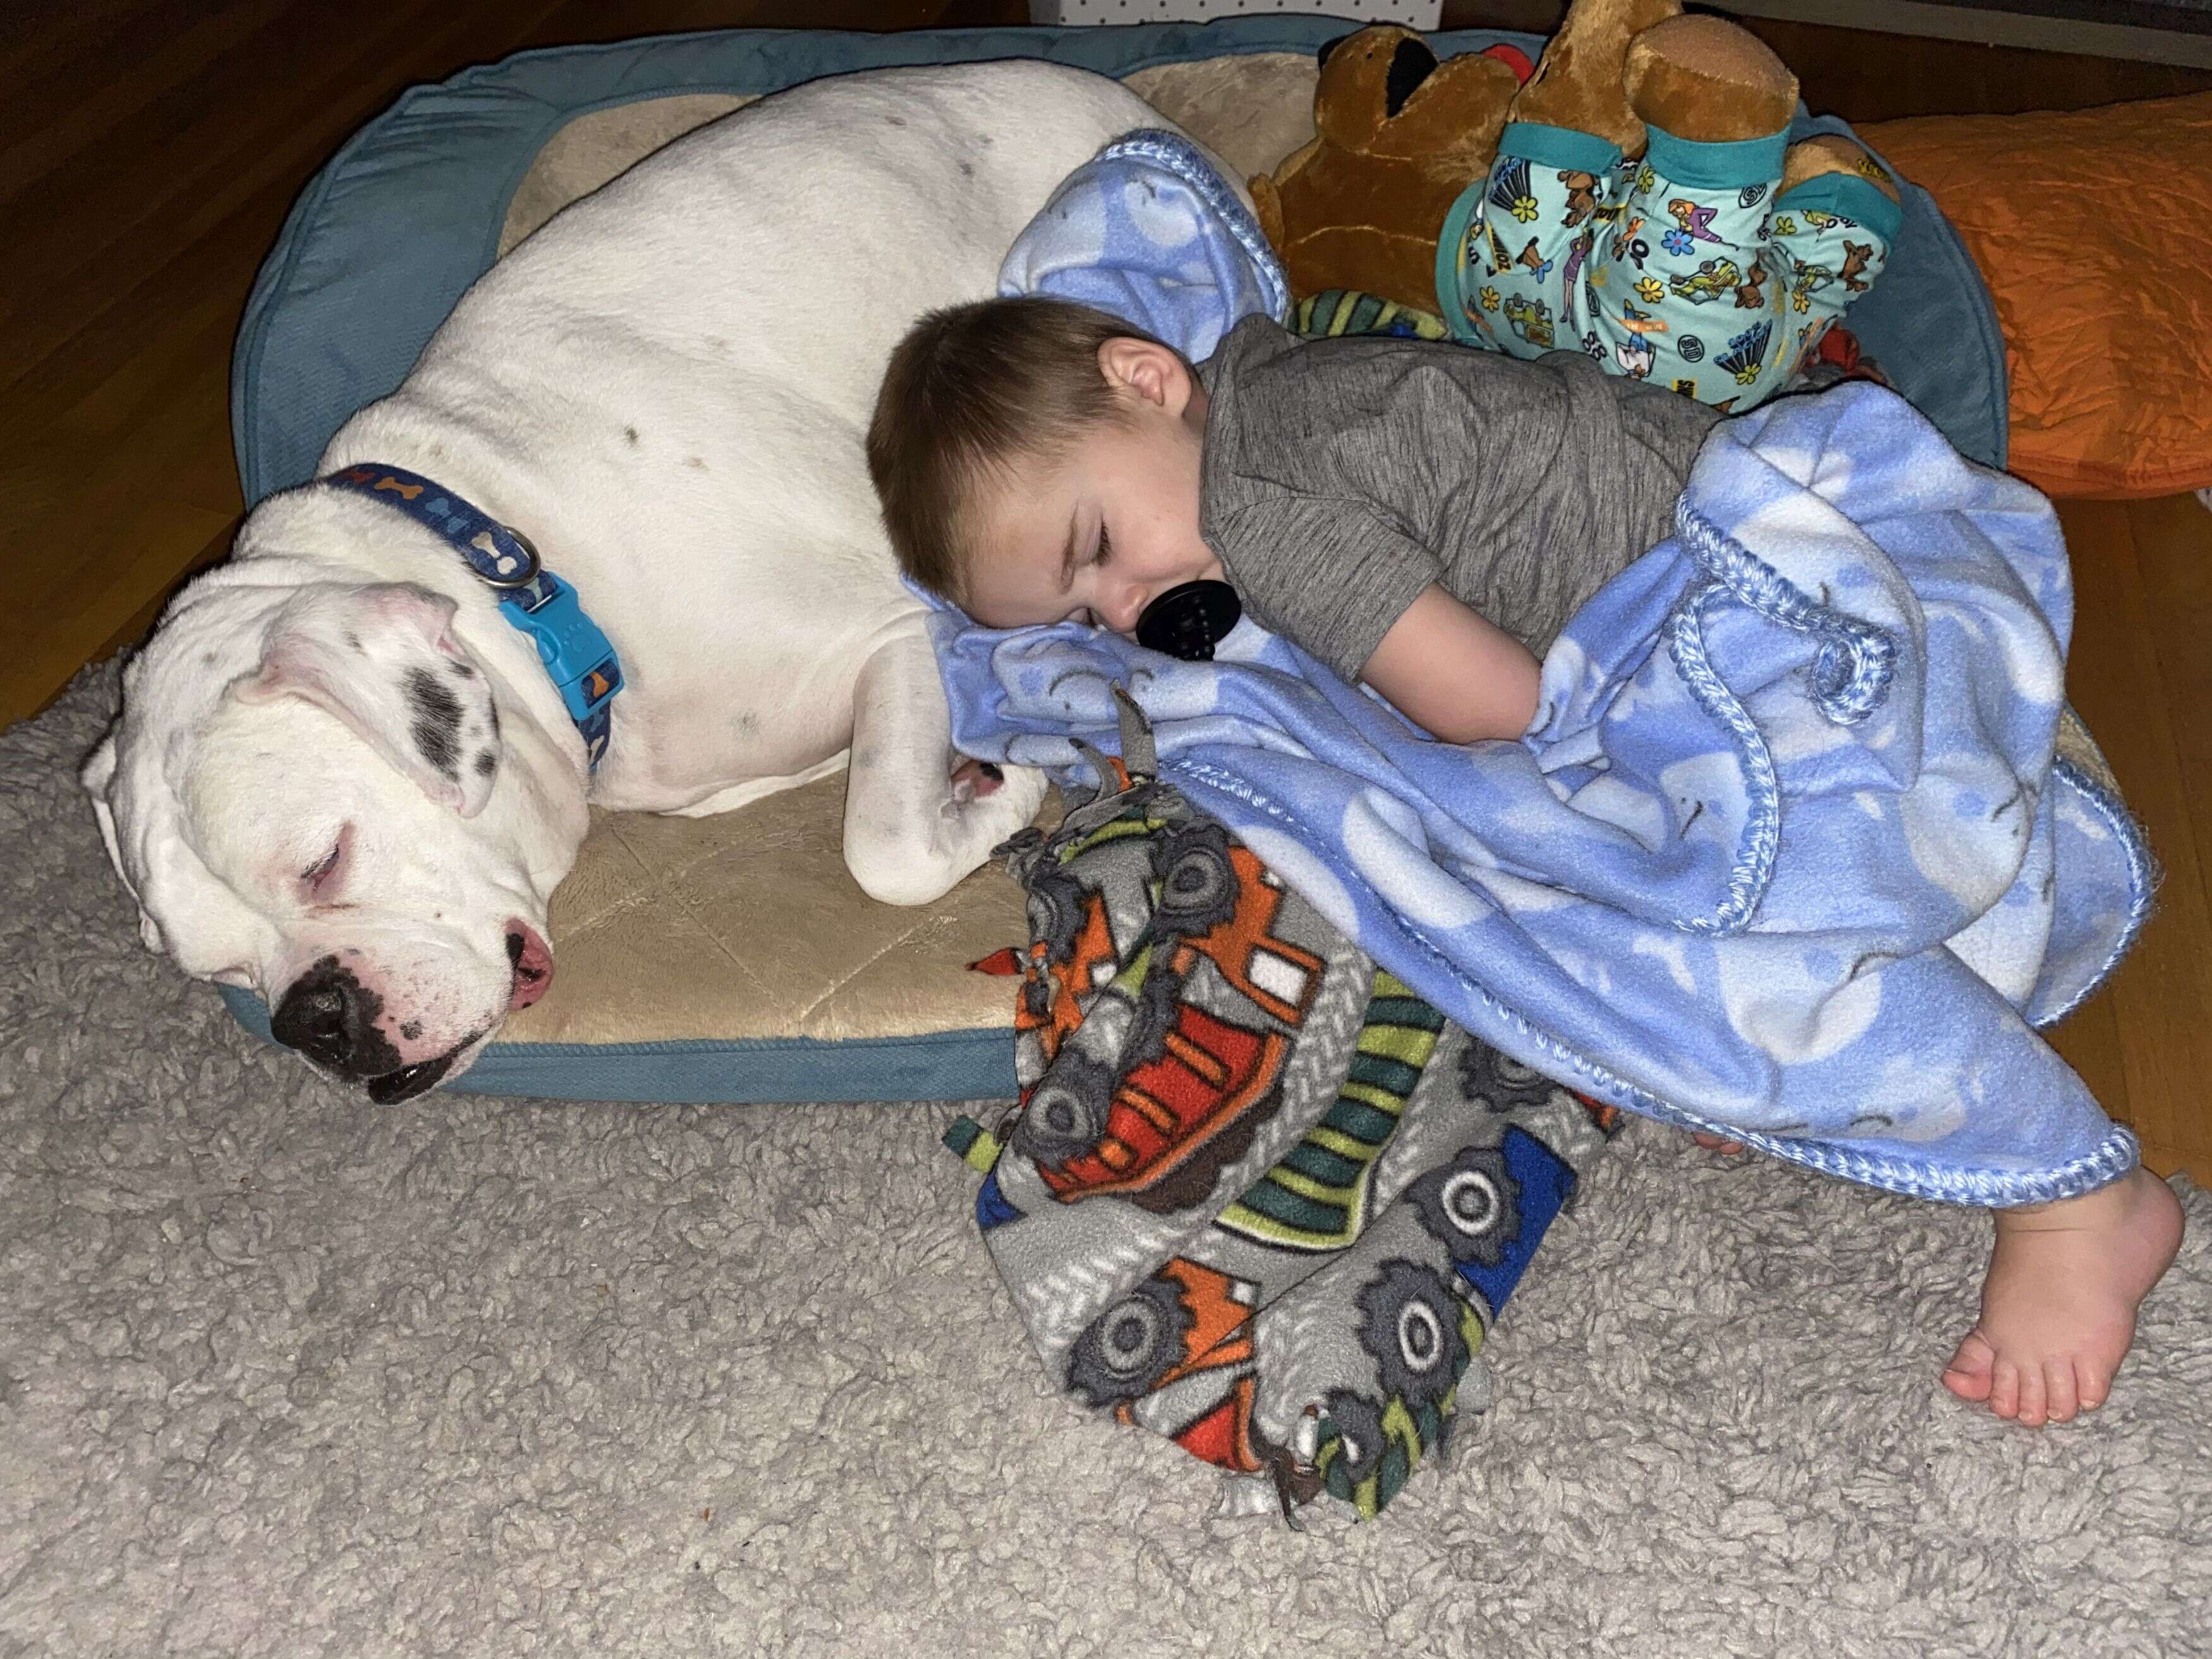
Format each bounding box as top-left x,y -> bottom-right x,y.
478,528 -> 544,591
320,463 -> 624,770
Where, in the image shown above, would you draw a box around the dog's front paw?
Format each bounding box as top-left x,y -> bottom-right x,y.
940,760 -> 1047,844
949,757 -> 1006,805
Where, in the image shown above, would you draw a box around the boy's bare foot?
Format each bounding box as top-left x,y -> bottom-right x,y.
1691,1130 -> 1745,1155
1942,1165 -> 2184,1426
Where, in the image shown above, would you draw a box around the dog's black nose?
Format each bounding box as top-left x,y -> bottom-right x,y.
270,956 -> 390,1075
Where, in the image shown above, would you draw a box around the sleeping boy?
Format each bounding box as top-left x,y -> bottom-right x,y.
866,292 -> 2182,1427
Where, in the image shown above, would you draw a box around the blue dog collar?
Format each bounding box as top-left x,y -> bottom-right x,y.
324,463 -> 623,770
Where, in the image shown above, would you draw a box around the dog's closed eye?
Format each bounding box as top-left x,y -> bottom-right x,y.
301,827 -> 350,897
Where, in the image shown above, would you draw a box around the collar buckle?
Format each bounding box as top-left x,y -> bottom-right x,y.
506,571 -> 624,727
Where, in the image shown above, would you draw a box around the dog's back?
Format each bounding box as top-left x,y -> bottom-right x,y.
319,61 -> 1176,803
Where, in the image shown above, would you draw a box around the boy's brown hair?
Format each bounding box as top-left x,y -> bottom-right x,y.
867,296 -> 1165,605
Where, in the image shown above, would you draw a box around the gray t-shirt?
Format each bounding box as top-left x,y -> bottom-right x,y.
1196,315 -> 1721,684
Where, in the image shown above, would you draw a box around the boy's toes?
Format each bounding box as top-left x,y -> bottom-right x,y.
2014,1362 -> 2048,1428
2042,1358 -> 2080,1424
1988,1356 -> 2021,1419
1942,1329 -> 1996,1402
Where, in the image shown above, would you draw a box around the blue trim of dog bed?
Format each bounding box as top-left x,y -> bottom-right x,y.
217,984 -> 1017,1103
224,20 -> 2012,1104
1789,111 -> 2003,468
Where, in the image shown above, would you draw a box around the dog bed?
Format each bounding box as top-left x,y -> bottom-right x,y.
221,19 -> 2018,1102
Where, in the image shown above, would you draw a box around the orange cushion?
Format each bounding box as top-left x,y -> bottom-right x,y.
1861,94 -> 2212,499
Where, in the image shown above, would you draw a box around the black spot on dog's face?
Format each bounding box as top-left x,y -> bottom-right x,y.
404,667 -> 463,780
624,425 -> 640,446
346,631 -> 363,654
959,161 -> 974,178
448,660 -> 474,679
475,752 -> 496,778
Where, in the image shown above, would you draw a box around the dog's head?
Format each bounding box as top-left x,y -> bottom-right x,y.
85,555 -> 589,1101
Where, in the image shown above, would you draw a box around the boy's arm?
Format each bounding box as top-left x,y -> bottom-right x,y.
1358,585 -> 1540,744
1210,499 -> 1537,739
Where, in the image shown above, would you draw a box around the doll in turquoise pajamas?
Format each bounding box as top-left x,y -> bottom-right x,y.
1433,5 -> 1901,413
1440,123 -> 1898,411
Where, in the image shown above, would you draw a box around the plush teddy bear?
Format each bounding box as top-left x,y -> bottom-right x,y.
1246,30 -> 1528,323
1252,0 -> 1902,410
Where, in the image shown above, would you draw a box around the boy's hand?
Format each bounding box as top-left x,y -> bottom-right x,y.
1359,585 -> 1542,744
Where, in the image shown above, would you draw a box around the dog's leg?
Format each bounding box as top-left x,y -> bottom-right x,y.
842,615 -> 1048,906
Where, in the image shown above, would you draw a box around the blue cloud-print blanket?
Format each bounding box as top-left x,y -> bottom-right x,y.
927,383 -> 2153,1207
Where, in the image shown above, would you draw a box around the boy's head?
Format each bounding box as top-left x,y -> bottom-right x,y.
867,296 -> 1222,633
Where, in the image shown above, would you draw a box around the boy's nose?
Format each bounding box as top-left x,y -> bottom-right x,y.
1098,584 -> 1151,635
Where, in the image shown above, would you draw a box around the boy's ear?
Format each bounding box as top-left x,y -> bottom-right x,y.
1097,337 -> 1191,415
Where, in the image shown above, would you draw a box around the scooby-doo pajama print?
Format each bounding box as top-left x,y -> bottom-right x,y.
1440,119 -> 1900,411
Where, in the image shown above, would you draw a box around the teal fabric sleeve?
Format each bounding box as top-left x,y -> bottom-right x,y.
1496,119 -> 1624,174
1774,170 -> 1905,249
1643,123 -> 1791,191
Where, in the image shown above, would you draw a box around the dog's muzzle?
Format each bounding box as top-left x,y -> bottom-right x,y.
269,956 -> 463,1103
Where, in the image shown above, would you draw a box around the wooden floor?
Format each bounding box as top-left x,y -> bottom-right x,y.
3,3 -> 2206,1178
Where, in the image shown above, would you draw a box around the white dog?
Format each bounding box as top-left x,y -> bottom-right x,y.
83,62 -> 1188,1102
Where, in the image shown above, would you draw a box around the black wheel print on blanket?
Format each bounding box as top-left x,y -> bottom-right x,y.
1316,1259 -> 1482,1509
1067,1272 -> 1195,1407
1457,1040 -> 1565,1115
1403,1145 -> 1524,1270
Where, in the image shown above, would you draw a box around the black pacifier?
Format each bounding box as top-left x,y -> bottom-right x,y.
1133,580 -> 1242,662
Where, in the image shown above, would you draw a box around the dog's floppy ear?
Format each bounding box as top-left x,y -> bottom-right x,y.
236,583 -> 502,817
80,726 -> 165,952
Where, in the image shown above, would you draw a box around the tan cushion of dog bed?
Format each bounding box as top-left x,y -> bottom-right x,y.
501,775 -> 1035,1045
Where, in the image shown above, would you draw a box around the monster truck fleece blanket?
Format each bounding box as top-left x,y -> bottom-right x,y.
930,381 -> 2154,1209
